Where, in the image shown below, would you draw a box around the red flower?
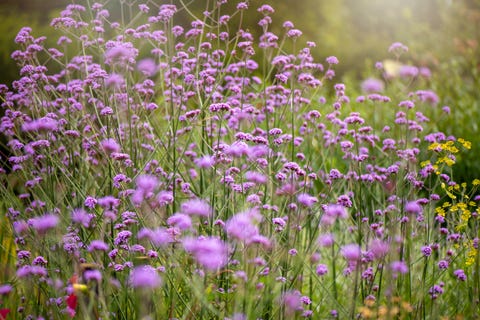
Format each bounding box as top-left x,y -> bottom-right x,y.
0,308 -> 10,320
66,293 -> 77,317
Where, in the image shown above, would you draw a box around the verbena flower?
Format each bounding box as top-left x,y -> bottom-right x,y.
341,244 -> 362,262
225,208 -> 262,243
29,214 -> 59,234
361,78 -> 384,93
180,199 -> 212,217
129,265 -> 162,289
167,213 -> 192,230
405,201 -> 422,214
88,240 -> 109,252
454,269 -> 467,281
183,236 -> 228,271
0,284 -> 12,295
390,261 -> 409,277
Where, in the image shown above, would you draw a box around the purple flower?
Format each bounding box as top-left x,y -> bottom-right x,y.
158,4 -> 177,21
97,196 -> 120,209
416,90 -> 439,106
84,196 -> 97,208
287,29 -> 302,38
71,208 -> 92,227
245,171 -> 268,184
88,240 -> 109,252
390,260 -> 409,277
388,42 -> 408,53
17,250 -> 30,259
29,214 -> 59,233
341,244 -> 362,262
324,204 -> 348,219
361,78 -> 384,93
32,256 -> 47,266
369,238 -> 390,259
237,2 -> 248,10
429,284 -> 444,299
180,198 -> 212,217
22,117 -> 58,132
272,217 -> 287,230
0,284 -> 12,295
316,264 -> 328,276
438,260 -> 449,270
399,65 -> 419,78
129,265 -> 162,288
114,230 -> 132,246
454,269 -> 467,281
405,201 -> 422,214
137,58 -> 158,76
132,174 -> 159,205
297,193 -> 318,208
281,290 -> 303,315
209,102 -> 231,113
421,245 -> 432,257
183,236 -> 228,270
317,233 -> 334,247
138,4 -> 149,13
16,265 -> 47,278
13,220 -> 28,234
104,41 -> 138,65
225,208 -> 261,243
138,227 -> 173,247
84,269 -> 102,282
230,313 -> 246,320
105,73 -> 124,88
194,155 -> 215,169
167,213 -> 192,230
326,56 -> 339,65
257,4 -> 274,14
157,191 -> 174,206
101,138 -> 121,154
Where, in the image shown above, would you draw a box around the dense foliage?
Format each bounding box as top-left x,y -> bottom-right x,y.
0,1 -> 478,319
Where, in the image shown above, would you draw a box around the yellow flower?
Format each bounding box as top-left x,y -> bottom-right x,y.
458,138 -> 472,149
420,160 -> 431,168
466,245 -> 477,267
428,142 -> 441,151
435,207 -> 446,217
73,283 -> 88,293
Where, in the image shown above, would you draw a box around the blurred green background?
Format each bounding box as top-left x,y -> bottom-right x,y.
0,0 -> 478,179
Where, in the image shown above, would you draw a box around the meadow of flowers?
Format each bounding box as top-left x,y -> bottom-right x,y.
0,1 -> 479,319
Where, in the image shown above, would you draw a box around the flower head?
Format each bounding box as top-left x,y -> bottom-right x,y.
130,265 -> 162,288
29,214 -> 59,234
341,244 -> 362,262
183,236 -> 228,270
180,198 -> 212,217
361,78 -> 384,93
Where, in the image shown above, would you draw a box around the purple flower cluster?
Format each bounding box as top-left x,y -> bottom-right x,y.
0,1 -> 477,319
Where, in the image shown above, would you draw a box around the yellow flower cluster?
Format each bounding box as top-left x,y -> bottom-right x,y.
427,138 -> 471,168
436,180 -> 478,225
465,241 -> 477,267
457,138 -> 471,150
434,177 -> 479,267
428,140 -> 459,154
